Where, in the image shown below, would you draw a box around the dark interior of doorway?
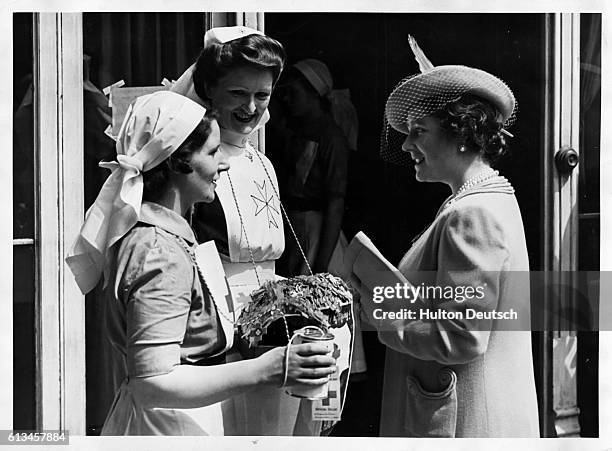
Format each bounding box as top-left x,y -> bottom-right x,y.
265,11 -> 545,278
13,12 -> 36,431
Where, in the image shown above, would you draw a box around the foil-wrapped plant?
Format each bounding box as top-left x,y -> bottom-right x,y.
237,273 -> 352,347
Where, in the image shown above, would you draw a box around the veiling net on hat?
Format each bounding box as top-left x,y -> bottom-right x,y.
381,36 -> 517,166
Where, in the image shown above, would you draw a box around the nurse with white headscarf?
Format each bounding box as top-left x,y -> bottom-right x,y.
65,91 -> 336,435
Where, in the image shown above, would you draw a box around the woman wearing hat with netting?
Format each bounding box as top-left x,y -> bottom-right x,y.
356,37 -> 539,437
65,91 -> 336,435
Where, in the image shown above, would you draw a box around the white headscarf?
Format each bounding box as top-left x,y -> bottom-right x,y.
66,91 -> 206,294
170,25 -> 270,131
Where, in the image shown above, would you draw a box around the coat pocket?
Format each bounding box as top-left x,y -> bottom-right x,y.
403,367 -> 458,438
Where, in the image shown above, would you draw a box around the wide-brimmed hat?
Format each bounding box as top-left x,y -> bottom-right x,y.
381,35 -> 516,166
293,59 -> 333,97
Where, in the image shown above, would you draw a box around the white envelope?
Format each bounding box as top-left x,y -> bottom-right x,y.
194,240 -> 235,352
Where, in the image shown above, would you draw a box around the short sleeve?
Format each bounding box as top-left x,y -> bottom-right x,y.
118,232 -> 193,377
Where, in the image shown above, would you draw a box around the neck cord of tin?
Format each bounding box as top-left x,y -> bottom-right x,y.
223,151 -> 318,388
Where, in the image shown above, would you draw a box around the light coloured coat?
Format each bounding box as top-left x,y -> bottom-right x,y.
370,182 -> 540,437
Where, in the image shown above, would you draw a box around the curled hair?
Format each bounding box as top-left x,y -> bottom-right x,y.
192,34 -> 286,101
433,94 -> 509,164
142,110 -> 218,201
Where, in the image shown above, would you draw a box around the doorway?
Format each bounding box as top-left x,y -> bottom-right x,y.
265,12 -> 546,436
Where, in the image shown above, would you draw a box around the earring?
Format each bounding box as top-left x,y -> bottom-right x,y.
459,145 -> 466,153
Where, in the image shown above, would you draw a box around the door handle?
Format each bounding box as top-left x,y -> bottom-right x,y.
554,147 -> 579,174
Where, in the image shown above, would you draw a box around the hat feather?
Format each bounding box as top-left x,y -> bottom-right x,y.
408,35 -> 434,73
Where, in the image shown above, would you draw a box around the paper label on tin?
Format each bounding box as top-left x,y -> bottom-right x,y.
311,369 -> 342,421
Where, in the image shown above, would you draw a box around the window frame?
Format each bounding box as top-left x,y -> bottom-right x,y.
34,12 -> 86,434
541,12 -> 582,437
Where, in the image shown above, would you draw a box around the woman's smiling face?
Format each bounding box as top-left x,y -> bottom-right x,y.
206,65 -> 273,135
181,120 -> 228,204
401,115 -> 459,184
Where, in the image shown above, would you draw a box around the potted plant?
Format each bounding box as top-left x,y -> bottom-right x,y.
236,273 -> 353,350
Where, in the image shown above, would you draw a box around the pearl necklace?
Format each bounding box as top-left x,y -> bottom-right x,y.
444,168 -> 499,209
410,168 -> 501,246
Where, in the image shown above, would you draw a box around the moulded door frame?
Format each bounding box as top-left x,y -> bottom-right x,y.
33,12 -> 86,434
542,12 -> 581,438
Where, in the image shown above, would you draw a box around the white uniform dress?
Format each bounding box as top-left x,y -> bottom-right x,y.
195,133 -> 353,436
204,136 -> 314,436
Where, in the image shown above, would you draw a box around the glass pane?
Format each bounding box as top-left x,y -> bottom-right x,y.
14,13 -> 35,240
13,12 -> 37,431
578,216 -> 600,271
577,13 -> 600,438
13,244 -> 36,430
578,14 -> 601,217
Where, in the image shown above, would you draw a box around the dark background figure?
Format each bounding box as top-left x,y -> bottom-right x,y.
270,59 -> 350,277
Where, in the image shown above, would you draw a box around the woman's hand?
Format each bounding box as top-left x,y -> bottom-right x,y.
130,344 -> 335,409
256,343 -> 337,388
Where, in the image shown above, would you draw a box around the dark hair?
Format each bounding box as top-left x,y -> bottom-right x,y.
142,110 -> 218,201
433,94 -> 509,164
192,34 -> 286,101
